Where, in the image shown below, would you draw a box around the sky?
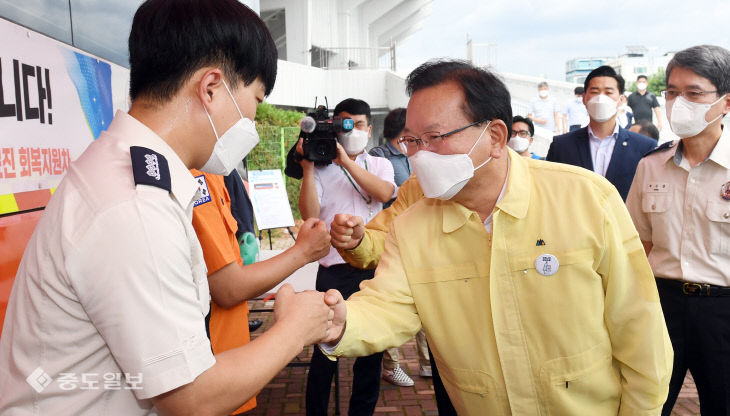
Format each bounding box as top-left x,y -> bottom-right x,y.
395,0 -> 730,81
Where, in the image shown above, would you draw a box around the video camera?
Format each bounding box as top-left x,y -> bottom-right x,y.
284,97 -> 354,179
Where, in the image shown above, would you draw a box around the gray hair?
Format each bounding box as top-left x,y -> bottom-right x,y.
666,45 -> 730,95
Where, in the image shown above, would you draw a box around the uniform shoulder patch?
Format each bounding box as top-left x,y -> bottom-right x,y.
642,140 -> 676,158
130,146 -> 171,192
193,175 -> 211,207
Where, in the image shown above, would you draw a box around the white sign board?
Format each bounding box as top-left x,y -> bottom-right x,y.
248,169 -> 295,230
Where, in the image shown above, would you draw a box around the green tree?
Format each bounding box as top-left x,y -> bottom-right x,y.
247,102 -> 305,220
627,69 -> 666,96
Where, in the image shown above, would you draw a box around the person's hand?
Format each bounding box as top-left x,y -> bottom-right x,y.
295,218 -> 331,263
330,214 -> 365,250
332,142 -> 351,168
322,289 -> 347,345
274,284 -> 333,346
296,137 -> 314,172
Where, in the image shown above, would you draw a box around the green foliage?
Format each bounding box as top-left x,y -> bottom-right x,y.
647,70 -> 666,96
246,100 -> 305,220
627,69 -> 666,96
254,102 -> 305,127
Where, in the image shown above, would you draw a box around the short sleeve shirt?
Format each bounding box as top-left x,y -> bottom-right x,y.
0,111 -> 215,415
627,91 -> 659,122
314,152 -> 396,267
529,97 -> 561,132
626,127 -> 730,286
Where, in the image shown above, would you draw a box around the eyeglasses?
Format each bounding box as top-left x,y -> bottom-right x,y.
397,119 -> 489,151
661,89 -> 718,102
511,129 -> 531,138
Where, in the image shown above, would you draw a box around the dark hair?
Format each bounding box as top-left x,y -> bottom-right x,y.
405,59 -> 512,134
632,119 -> 660,140
584,65 -> 625,94
383,108 -> 407,140
574,86 -> 584,95
129,0 -> 277,102
512,115 -> 534,137
666,45 -> 730,96
636,75 -> 648,82
333,98 -> 372,124
537,81 -> 549,89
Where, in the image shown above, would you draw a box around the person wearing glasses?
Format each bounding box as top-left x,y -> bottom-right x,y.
508,115 -> 542,159
321,59 -> 672,415
296,98 -> 396,416
546,66 -> 657,201
626,45 -> 730,416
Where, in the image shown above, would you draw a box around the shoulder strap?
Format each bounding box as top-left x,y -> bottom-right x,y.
642,140 -> 675,158
130,146 -> 171,192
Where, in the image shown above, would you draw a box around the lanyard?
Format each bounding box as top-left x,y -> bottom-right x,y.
340,159 -> 372,204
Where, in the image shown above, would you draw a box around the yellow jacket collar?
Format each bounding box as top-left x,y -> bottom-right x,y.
441,149 -> 530,233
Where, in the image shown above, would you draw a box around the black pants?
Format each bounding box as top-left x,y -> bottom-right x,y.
429,345 -> 457,415
306,264 -> 383,416
657,278 -> 730,416
569,124 -> 581,132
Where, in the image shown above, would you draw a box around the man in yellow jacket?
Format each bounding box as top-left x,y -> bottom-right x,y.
321,59 -> 673,415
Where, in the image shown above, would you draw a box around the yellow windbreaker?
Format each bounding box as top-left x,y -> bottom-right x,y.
333,150 -> 672,415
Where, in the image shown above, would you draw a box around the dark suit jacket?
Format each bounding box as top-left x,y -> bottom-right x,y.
546,126 -> 656,200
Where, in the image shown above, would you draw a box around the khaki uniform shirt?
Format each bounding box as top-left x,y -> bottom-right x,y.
626,127 -> 730,286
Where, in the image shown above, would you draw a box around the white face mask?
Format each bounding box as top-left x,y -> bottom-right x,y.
636,82 -> 648,91
668,94 -> 727,138
410,122 -> 492,200
508,136 -> 530,153
338,128 -> 369,155
538,90 -> 549,98
200,80 -> 260,176
586,94 -> 618,122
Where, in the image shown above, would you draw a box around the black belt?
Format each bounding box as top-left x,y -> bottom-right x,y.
656,278 -> 730,297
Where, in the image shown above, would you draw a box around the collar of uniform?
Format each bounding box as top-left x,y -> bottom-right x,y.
112,111 -> 199,206
441,149 -> 526,233
673,125 -> 730,169
708,125 -> 730,169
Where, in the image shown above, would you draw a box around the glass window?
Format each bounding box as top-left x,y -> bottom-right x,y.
0,0 -> 73,44
634,67 -> 646,74
70,0 -> 144,67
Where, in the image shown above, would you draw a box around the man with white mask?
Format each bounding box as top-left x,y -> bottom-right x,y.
296,98 -> 396,416
626,44 -> 730,416
320,59 -> 672,415
628,74 -> 663,130
0,1 -> 333,415
547,65 -> 656,200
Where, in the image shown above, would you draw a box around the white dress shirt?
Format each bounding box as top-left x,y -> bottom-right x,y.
587,122 -> 619,177
0,111 -> 215,415
314,152 -> 395,267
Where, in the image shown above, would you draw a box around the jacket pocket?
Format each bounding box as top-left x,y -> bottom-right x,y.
641,193 -> 670,214
435,362 -> 509,414
539,341 -> 621,416
706,200 -> 730,255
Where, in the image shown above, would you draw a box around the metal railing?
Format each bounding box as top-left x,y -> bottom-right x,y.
311,43 -> 396,71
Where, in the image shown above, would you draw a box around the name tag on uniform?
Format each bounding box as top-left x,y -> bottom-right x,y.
647,182 -> 669,193
535,254 -> 559,276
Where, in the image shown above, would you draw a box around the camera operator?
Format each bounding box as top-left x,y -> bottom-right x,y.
297,98 -> 395,416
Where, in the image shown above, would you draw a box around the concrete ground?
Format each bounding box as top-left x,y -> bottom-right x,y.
245,298 -> 700,416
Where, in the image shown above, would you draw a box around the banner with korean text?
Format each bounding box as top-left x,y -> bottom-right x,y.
0,17 -> 114,215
